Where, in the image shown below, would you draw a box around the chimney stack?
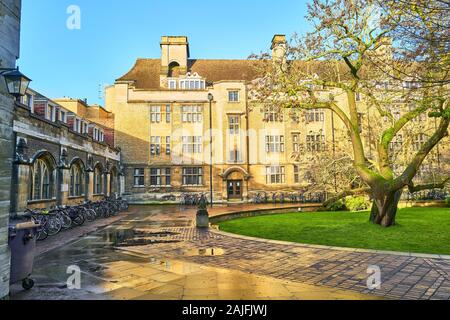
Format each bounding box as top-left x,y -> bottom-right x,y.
160,36 -> 190,75
271,35 -> 287,63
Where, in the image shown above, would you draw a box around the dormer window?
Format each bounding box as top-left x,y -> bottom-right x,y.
168,80 -> 177,90
74,118 -> 81,133
59,110 -> 66,123
46,104 -> 56,122
21,93 -> 33,108
82,122 -> 88,134
179,79 -> 205,90
179,72 -> 205,90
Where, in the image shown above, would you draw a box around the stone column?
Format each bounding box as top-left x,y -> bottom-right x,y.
86,170 -> 94,201
105,173 -> 111,197
119,175 -> 125,197
0,0 -> 22,299
58,167 -> 70,206
0,94 -> 13,296
11,163 -> 31,215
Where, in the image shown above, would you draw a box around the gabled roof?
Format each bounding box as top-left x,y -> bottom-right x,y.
116,59 -> 263,89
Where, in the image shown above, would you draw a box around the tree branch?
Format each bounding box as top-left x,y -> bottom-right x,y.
408,176 -> 450,193
394,107 -> 450,190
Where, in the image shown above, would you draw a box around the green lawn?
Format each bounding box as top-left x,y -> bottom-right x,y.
218,207 -> 450,255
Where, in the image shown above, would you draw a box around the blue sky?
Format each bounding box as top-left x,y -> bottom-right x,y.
19,0 -> 309,105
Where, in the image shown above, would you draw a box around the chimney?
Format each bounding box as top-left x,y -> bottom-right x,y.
271,35 -> 287,63
160,36 -> 190,75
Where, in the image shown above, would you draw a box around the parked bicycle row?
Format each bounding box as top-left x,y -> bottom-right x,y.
250,192 -> 327,204
178,192 -> 328,205
24,197 -> 129,241
180,193 -> 204,206
405,190 -> 448,201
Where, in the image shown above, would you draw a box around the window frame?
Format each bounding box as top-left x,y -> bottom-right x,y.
182,136 -> 203,154
182,167 -> 203,186
181,105 -> 203,123
168,79 -> 177,90
150,136 -> 162,156
228,90 -> 240,102
133,168 -> 145,187
265,135 -> 285,153
93,166 -> 104,195
150,106 -> 162,123
265,166 -> 286,185
69,163 -> 85,197
149,168 -> 171,187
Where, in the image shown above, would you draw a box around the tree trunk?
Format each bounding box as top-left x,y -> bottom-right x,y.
370,190 -> 402,227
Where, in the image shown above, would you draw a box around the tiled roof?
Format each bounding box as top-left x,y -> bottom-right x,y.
116,59 -> 263,89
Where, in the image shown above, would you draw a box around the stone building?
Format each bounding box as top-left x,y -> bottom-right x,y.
0,0 -> 21,299
104,35 -> 340,202
11,89 -> 123,215
106,35 -> 448,203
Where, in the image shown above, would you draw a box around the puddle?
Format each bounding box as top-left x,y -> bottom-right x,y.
184,248 -> 225,257
116,238 -> 182,247
115,219 -> 191,228
101,228 -> 181,247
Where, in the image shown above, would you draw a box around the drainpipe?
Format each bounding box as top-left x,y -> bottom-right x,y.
245,88 -> 250,202
208,93 -> 214,207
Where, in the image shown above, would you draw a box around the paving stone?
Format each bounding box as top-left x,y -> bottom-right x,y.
9,205 -> 450,300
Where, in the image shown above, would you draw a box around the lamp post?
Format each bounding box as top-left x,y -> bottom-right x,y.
208,93 -> 214,208
0,67 -> 31,98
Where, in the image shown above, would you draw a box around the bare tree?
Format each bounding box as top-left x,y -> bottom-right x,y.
251,0 -> 449,227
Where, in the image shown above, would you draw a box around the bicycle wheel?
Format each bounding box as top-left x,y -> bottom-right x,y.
93,207 -> 102,219
59,212 -> 72,230
46,216 -> 62,236
84,208 -> 96,222
33,215 -> 49,241
71,210 -> 85,226
37,228 -> 48,241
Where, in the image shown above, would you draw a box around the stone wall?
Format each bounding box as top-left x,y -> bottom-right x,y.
0,0 -> 21,300
12,103 -> 122,213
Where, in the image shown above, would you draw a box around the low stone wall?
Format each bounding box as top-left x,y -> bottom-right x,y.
210,204 -> 323,224
399,200 -> 447,208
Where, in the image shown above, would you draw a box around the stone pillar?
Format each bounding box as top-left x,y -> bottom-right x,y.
58,167 -> 70,206
86,171 -> 94,201
105,173 -> 111,197
11,163 -> 30,215
119,175 -> 125,197
1,0 -> 22,299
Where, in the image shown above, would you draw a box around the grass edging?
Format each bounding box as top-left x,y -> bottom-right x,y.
215,207 -> 450,257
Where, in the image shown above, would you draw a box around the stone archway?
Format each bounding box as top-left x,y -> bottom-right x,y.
220,167 -> 250,201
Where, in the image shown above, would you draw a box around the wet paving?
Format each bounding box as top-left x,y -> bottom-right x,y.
10,205 -> 379,300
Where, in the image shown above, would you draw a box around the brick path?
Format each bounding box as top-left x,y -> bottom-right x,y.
117,205 -> 450,300
12,204 -> 450,300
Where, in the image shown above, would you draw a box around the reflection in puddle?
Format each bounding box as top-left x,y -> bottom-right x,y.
115,220 -> 192,228
185,248 -> 225,257
101,229 -> 182,247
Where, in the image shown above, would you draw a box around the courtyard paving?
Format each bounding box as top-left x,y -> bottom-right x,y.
10,205 -> 450,300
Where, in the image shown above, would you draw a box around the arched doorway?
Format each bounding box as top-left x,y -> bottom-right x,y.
220,167 -> 250,201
